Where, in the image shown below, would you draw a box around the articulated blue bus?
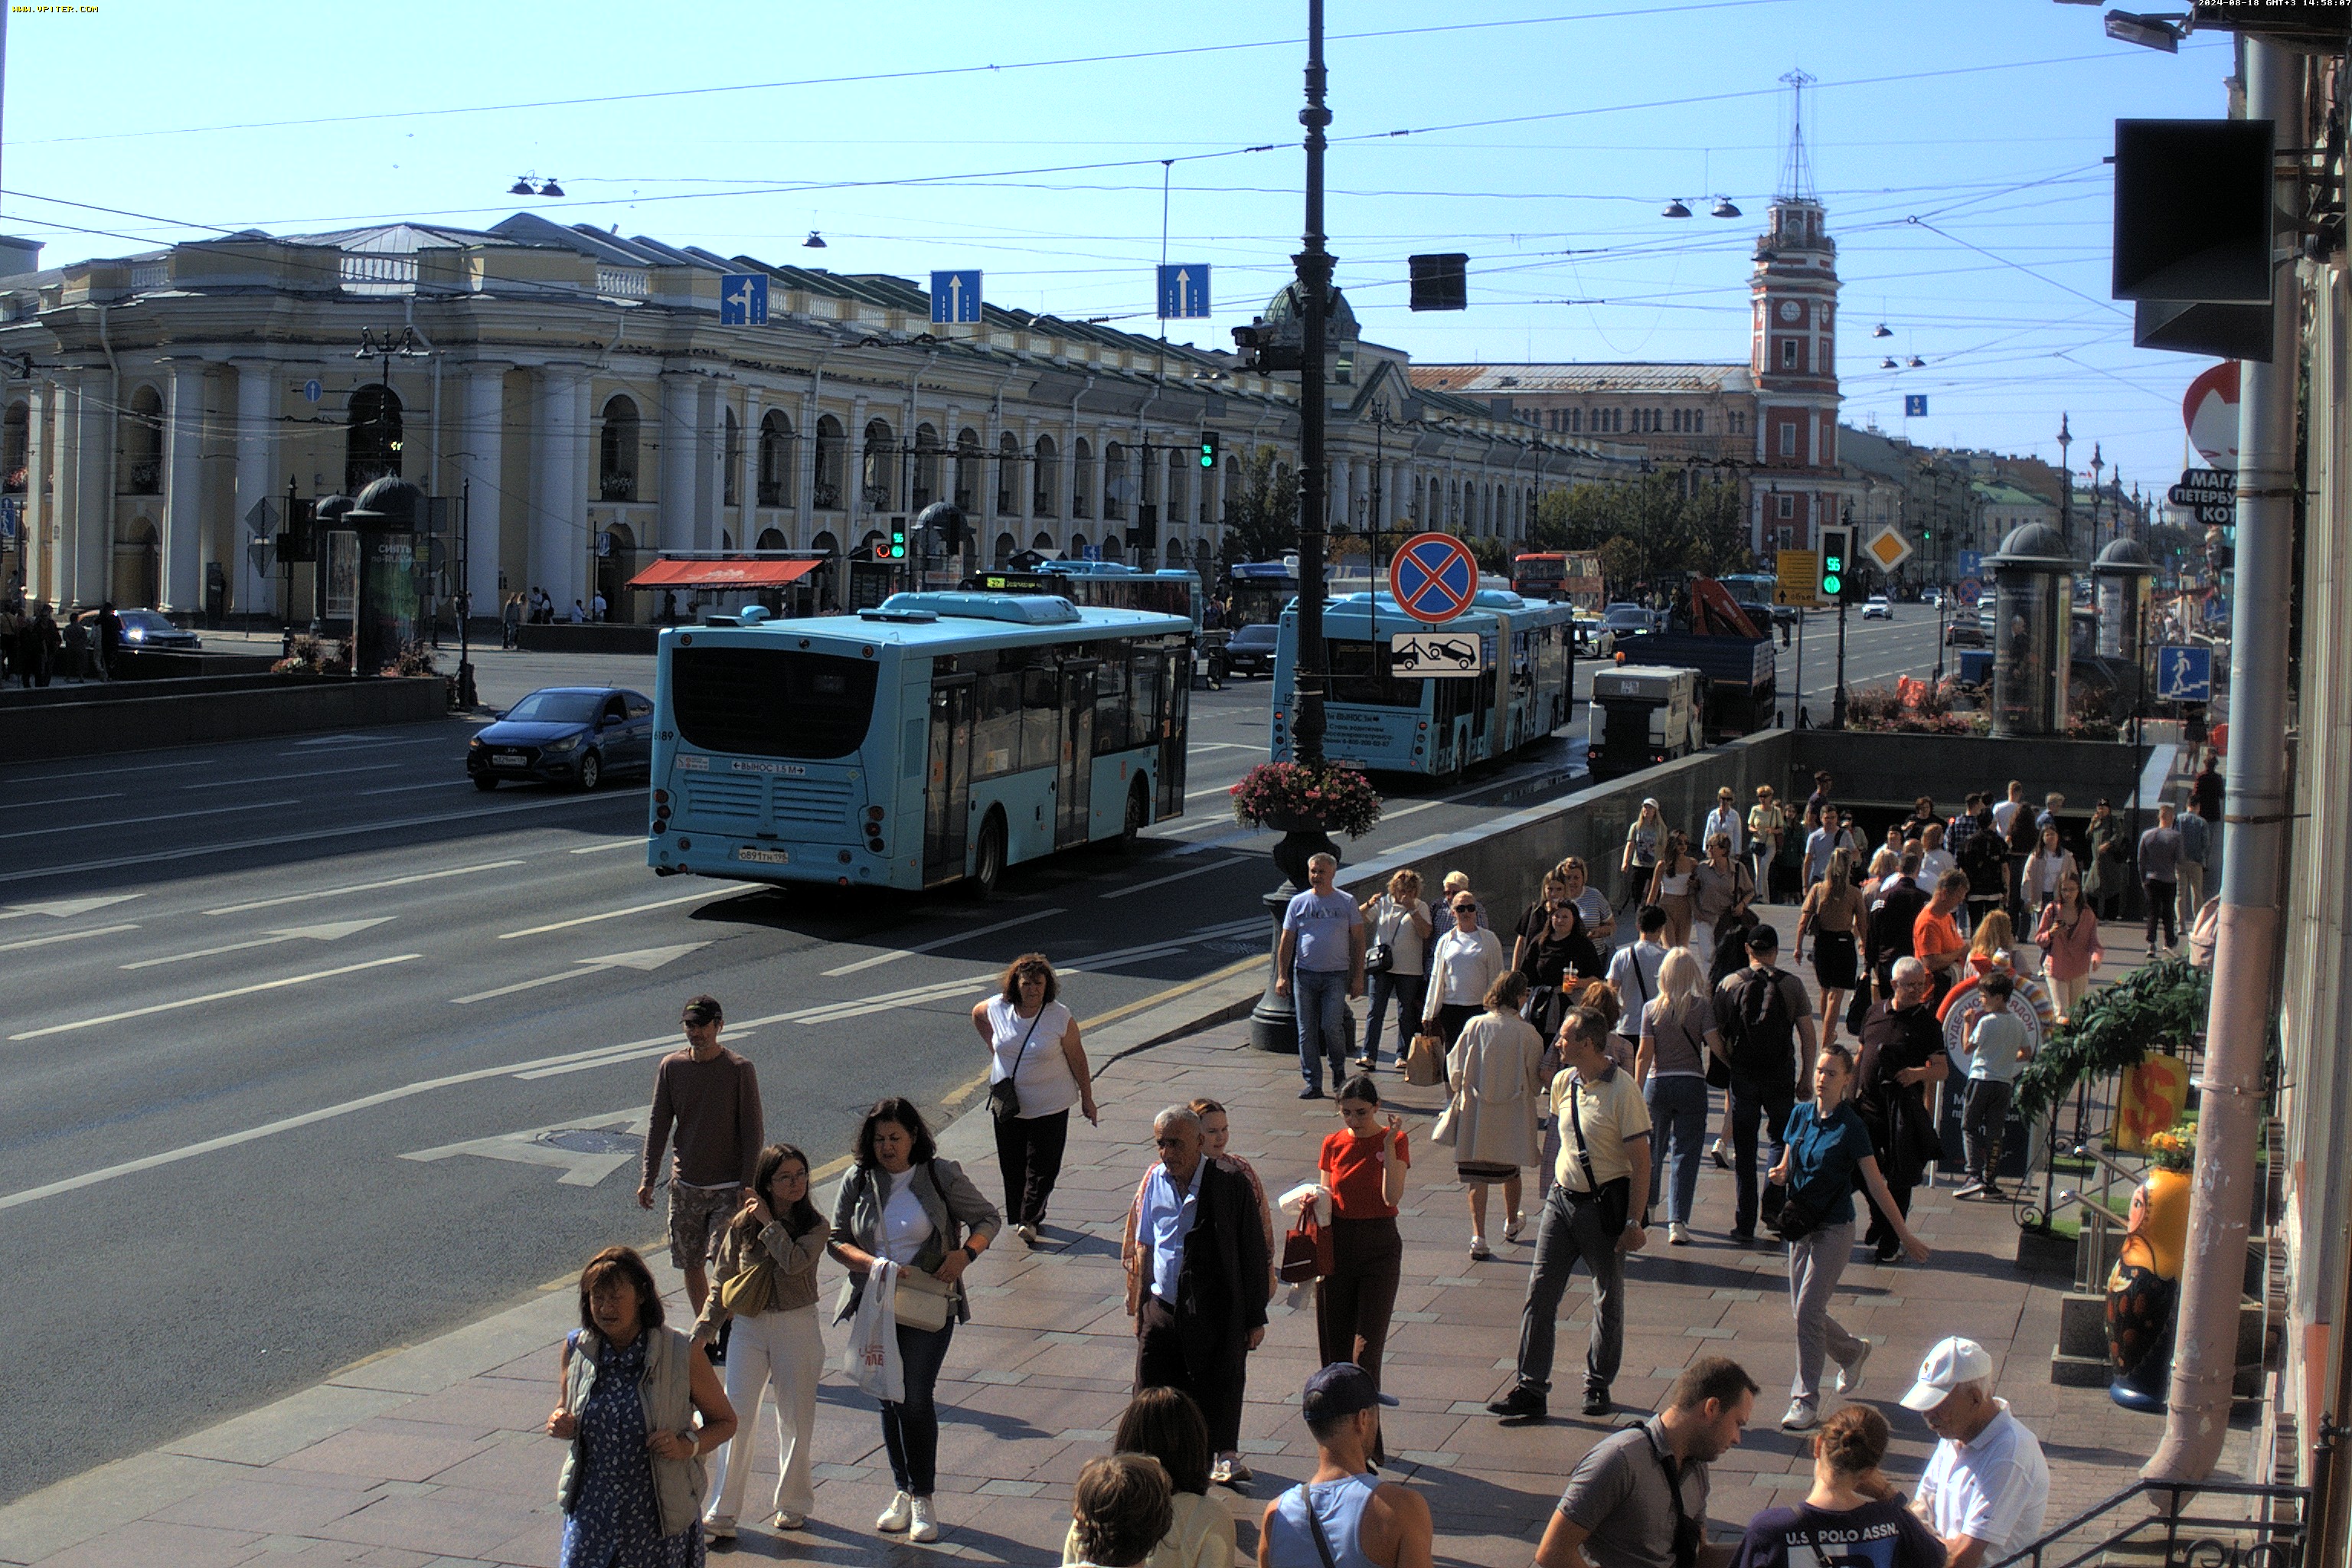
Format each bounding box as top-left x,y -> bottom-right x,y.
1269,590 -> 1577,779
648,592 -> 1192,895
964,561 -> 1200,628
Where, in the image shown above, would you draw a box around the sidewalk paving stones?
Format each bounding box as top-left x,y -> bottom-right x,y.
0,909 -> 2249,1566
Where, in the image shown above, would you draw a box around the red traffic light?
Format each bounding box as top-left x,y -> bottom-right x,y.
871,543 -> 891,561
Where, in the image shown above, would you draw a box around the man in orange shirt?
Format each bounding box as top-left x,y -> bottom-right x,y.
1913,870 -> 1971,1008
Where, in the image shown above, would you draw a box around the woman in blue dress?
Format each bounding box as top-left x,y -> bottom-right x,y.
548,1246 -> 737,1568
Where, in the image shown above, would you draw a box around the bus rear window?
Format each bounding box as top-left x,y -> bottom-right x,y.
671,646 -> 879,760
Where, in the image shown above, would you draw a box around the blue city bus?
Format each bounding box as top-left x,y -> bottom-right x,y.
964,561 -> 1200,628
648,592 -> 1192,895
1269,590 -> 1577,779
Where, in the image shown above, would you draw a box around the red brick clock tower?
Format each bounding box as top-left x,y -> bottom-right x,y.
1749,70 -> 1848,554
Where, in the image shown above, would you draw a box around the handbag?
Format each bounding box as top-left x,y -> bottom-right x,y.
716,1252 -> 776,1317
1771,1186 -> 1829,1243
1429,1090 -> 1464,1148
1278,1209 -> 1334,1283
988,1005 -> 1047,1122
1403,1031 -> 1446,1087
892,1267 -> 956,1332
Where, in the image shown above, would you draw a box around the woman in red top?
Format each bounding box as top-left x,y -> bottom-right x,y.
1316,1075 -> 1410,1466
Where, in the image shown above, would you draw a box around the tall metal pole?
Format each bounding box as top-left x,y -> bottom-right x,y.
1291,0 -> 1331,768
2147,34 -> 2299,1485
1832,506 -> 1850,727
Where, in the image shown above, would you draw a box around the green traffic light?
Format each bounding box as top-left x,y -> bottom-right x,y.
1822,573 -> 1841,595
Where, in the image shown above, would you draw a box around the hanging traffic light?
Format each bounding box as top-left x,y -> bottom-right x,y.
889,520 -> 908,560
871,541 -> 891,561
1200,431 -> 1219,470
1817,524 -> 1852,602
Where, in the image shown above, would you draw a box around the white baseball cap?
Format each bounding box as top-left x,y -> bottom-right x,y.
1900,1336 -> 1994,1412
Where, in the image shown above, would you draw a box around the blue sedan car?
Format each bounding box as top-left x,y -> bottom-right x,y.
467,686 -> 653,792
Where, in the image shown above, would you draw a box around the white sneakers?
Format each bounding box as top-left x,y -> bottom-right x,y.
1668,1221 -> 1693,1246
1504,1210 -> 1526,1242
877,1491 -> 914,1533
1781,1400 -> 1818,1431
703,1514 -> 737,1540
1836,1340 -> 1872,1396
774,1509 -> 806,1530
909,1496 -> 940,1543
1015,1222 -> 1039,1246
1468,1236 -> 1493,1260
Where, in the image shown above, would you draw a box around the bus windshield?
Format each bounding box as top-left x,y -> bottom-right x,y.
670,645 -> 879,759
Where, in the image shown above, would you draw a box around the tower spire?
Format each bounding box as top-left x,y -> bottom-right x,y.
1777,68 -> 1818,201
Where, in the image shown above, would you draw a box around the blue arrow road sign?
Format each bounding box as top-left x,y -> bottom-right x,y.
931,270 -> 982,325
2158,645 -> 2213,704
1904,394 -> 1928,418
1157,263 -> 1210,320
1955,550 -> 1983,580
719,273 -> 768,326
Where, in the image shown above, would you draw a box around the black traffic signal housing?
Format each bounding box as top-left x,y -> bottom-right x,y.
889,520 -> 908,560
1408,253 -> 1468,312
1199,431 -> 1219,470
871,541 -> 891,562
1817,524 -> 1853,603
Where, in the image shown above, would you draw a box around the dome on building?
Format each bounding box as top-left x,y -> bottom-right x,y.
1263,280 -> 1358,341
1991,521 -> 2074,565
352,475 -> 428,528
2094,536 -> 2156,570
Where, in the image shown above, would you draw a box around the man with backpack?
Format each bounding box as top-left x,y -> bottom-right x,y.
1864,853 -> 1929,1009
1712,926 -> 1817,1245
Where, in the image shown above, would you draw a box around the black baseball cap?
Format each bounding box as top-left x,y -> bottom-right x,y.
681,995 -> 724,1024
1302,1363 -> 1399,1422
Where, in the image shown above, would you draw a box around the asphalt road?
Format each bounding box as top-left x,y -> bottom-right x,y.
0,664 -> 1602,1503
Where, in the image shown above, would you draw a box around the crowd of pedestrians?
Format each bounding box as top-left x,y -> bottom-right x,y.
0,595 -> 111,684
541,755 -> 2174,1563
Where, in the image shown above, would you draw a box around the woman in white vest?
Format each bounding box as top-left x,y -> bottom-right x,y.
548,1246 -> 737,1566
1445,970 -> 1548,1260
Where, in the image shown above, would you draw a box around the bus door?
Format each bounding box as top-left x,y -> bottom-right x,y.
1057,661 -> 1094,848
1159,648 -> 1188,817
924,678 -> 975,884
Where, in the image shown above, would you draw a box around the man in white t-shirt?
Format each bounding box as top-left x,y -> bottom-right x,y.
1903,1338 -> 2050,1568
1603,905 -> 1671,1064
1990,781 -> 2027,840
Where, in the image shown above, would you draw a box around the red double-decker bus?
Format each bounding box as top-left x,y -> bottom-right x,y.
1511,551 -> 1604,609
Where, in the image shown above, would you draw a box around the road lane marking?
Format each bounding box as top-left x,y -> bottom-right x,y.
1188,743 -> 1262,752
0,795 -> 626,886
401,1109 -> 649,1187
6,792 -> 127,810
1099,855 -> 1250,901
452,942 -> 710,1004
8,954 -> 424,1040
205,860 -> 525,916
181,764 -> 401,790
0,893 -> 142,922
1182,783 -> 1238,802
0,798 -> 297,843
0,921 -> 139,955
821,906 -> 1066,977
498,888 -> 738,939
362,781 -> 476,797
0,758 -> 214,782
121,917 -> 393,971
568,838 -> 648,854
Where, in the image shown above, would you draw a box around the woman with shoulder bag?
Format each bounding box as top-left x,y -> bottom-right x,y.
1357,871 -> 1432,1072
547,1246 -> 737,1567
1446,972 -> 1547,1259
828,1098 -> 1003,1544
1691,831 -> 1752,963
691,1145 -> 829,1537
973,954 -> 1099,1247
2034,868 -> 2104,1023
1514,894 -> 1601,1045
1647,828 -> 1700,949
1421,893 -> 1506,1050
1765,1047 -> 1929,1433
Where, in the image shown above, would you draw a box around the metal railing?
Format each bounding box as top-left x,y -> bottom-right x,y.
1994,1478 -> 2306,1568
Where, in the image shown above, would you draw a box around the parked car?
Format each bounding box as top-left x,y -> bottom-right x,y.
1944,615 -> 1987,647
115,609 -> 203,649
467,687 -> 653,791
1861,595 -> 1892,621
1223,622 -> 1281,678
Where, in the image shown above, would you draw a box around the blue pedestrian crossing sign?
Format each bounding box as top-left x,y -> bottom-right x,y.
720,273 -> 768,326
1904,394 -> 1929,418
931,270 -> 982,325
1157,264 -> 1210,320
2158,645 -> 2213,703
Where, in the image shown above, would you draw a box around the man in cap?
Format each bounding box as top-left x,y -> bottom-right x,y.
1259,1364 -> 1431,1568
639,994 -> 765,1321
1903,1337 -> 2051,1568
1534,1354 -> 1758,1568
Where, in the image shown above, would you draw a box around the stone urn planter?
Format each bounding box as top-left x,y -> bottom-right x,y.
1229,763 -> 1383,1054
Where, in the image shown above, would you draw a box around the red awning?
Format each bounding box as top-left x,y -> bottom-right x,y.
626,557 -> 821,589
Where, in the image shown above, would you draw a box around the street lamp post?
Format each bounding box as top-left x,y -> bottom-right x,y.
2089,443 -> 2105,555
2056,413 -> 2073,552
1290,0 -> 1334,769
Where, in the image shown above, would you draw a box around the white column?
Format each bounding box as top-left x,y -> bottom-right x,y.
694,379 -> 722,552
1330,456 -> 1351,535
533,367 -> 587,611
46,374 -> 81,607
657,371 -> 697,555
22,378 -> 50,605
847,394 -> 871,548
231,363 -> 277,619
738,390 -> 759,534
457,367 -> 506,614
162,364 -> 205,612
71,374 -> 113,609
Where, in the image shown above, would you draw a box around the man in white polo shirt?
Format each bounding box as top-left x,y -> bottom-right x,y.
1903,1337 -> 2051,1568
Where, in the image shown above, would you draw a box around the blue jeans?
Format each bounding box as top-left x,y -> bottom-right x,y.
1364,970 -> 1425,1068
1294,967 -> 1351,1090
1645,1075 -> 1710,1227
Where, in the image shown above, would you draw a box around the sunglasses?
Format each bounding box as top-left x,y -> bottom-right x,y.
1453,904 -> 1477,914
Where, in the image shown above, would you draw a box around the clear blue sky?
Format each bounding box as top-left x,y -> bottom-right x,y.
5,0 -> 2231,498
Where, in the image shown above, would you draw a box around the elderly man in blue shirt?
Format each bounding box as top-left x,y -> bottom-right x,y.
1123,1104 -> 1272,1481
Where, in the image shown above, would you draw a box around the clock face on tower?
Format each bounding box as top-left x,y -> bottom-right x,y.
1778,299 -> 1802,323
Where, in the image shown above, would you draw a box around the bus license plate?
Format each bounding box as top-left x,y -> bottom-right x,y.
735,847 -> 790,864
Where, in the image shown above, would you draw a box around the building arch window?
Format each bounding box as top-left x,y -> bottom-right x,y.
1101,531 -> 1123,563
3,400 -> 27,494
1071,437 -> 1093,518
861,418 -> 894,510
996,431 -> 1020,514
994,531 -> 1016,566
1102,442 -> 1126,521
1069,531 -> 1088,557
598,394 -> 641,502
1032,433 -> 1058,517
811,528 -> 839,556
757,410 -> 792,507
1032,530 -> 1054,551
1779,421 -> 1798,459
913,423 -> 941,510
722,407 -> 742,507
813,415 -> 845,510
954,427 -> 982,511
345,383 -> 403,493
1165,446 -> 1187,527
754,527 -> 786,551
122,385 -> 163,494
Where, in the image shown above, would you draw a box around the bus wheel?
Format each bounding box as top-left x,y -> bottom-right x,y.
966,812 -> 1007,900
1119,780 -> 1150,851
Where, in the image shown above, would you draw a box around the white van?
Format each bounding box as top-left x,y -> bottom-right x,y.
1589,664 -> 1700,779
